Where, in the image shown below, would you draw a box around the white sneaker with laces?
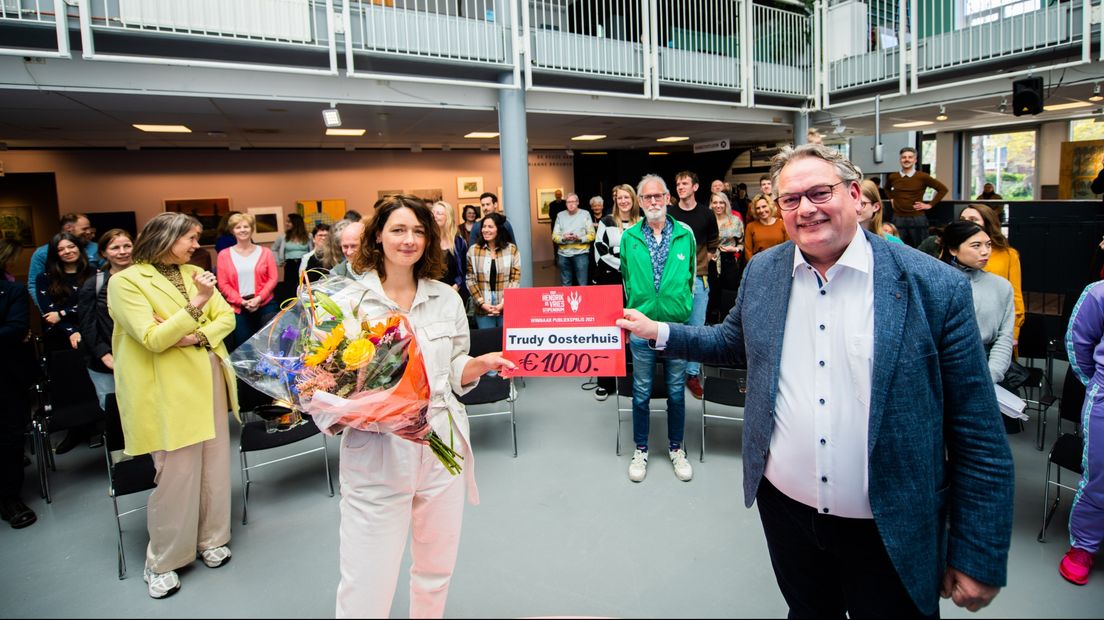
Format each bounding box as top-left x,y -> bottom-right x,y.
669,448 -> 693,481
199,545 -> 232,568
628,449 -> 648,482
143,567 -> 181,599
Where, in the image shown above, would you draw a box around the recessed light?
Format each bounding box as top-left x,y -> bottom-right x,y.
648,151 -> 669,155
572,134 -> 606,141
326,128 -> 366,136
465,132 -> 500,139
1090,84 -> 1103,103
133,124 -> 192,133
892,121 -> 934,128
1043,101 -> 1093,111
935,105 -> 948,121
656,136 -> 689,142
580,151 -> 608,155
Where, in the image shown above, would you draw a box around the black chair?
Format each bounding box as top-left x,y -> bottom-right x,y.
237,380 -> 333,525
1016,313 -> 1058,449
458,327 -> 518,457
699,365 -> 746,462
102,394 -> 157,579
32,348 -> 105,503
614,360 -> 669,456
1038,370 -> 1087,542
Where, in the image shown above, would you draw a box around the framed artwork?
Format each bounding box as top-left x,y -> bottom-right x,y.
0,205 -> 35,247
408,188 -> 443,204
1060,139 -> 1104,199
247,206 -> 285,243
377,189 -> 403,201
536,187 -> 562,223
296,199 -> 346,228
457,176 -> 484,199
164,197 -> 231,246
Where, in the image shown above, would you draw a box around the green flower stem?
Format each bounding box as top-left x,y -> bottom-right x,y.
426,431 -> 464,476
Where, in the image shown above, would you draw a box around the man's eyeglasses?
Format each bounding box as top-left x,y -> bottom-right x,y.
640,193 -> 667,204
776,181 -> 846,211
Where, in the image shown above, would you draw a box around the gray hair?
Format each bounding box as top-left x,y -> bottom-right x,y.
636,174 -> 669,197
589,196 -> 604,206
133,212 -> 202,264
769,144 -> 862,197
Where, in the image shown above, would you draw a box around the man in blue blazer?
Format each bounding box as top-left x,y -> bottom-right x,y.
618,145 -> 1014,617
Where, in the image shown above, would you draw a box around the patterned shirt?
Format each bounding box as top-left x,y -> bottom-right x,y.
642,219 -> 673,292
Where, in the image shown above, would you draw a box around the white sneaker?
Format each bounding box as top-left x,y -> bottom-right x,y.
628,449 -> 648,482
669,448 -> 693,481
199,545 -> 231,568
143,567 -> 181,599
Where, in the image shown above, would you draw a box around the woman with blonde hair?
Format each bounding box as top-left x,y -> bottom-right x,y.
960,203 -> 1024,345
215,213 -> 278,348
109,212 -> 237,598
708,191 -> 745,321
744,192 -> 788,260
431,201 -> 468,304
859,179 -> 904,244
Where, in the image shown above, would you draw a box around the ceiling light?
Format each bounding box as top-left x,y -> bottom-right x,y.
1089,85 -> 1103,102
1043,101 -> 1093,111
656,136 -> 689,143
892,121 -> 934,128
133,124 -> 192,133
648,152 -> 669,156
571,134 -> 606,141
935,105 -> 948,121
580,151 -> 608,155
326,128 -> 366,136
322,106 -> 341,128
465,132 -> 499,139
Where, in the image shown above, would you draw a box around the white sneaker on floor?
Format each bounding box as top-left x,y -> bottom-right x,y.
628,449 -> 648,482
199,545 -> 232,568
143,567 -> 181,599
669,448 -> 693,481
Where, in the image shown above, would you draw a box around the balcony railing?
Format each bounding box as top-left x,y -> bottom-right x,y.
752,3 -> 811,97
527,0 -> 647,80
655,0 -> 743,91
346,0 -> 512,66
823,0 -> 904,95
0,0 -> 70,57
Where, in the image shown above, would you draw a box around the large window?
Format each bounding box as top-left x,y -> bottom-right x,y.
1071,118 -> 1104,142
968,129 -> 1036,200
921,135 -> 937,176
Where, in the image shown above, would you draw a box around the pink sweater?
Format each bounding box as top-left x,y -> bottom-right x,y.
216,245 -> 278,314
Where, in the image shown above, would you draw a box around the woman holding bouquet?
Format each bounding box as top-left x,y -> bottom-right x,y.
109,212 -> 238,599
336,195 -> 513,618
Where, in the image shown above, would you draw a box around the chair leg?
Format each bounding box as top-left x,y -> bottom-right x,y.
509,400 -> 518,458
700,399 -> 706,463
615,397 -> 622,457
1039,464 -> 1064,543
321,435 -> 334,497
240,450 -> 250,526
113,495 -> 127,579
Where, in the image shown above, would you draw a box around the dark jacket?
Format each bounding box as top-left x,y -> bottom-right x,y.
664,230 -> 1014,615
0,279 -> 34,386
77,269 -> 114,373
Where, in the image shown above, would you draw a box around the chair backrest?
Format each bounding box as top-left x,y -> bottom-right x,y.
47,348 -> 101,410
1058,370 -> 1087,427
104,393 -> 126,453
702,365 -> 747,407
236,378 -> 274,414
1017,313 -> 1050,359
102,393 -> 157,495
468,327 -> 502,357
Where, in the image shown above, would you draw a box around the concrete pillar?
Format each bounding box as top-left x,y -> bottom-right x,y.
794,111 -> 809,147
497,73 -> 533,287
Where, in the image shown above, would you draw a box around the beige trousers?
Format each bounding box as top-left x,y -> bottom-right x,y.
335,430 -> 467,619
145,353 -> 232,573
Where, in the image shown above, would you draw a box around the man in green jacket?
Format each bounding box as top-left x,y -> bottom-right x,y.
619,174 -> 696,483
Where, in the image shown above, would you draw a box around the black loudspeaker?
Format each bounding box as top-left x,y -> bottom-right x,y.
1012,77 -> 1044,116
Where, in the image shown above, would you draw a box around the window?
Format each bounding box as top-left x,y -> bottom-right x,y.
967,129 -> 1036,200
1071,118 -> 1104,142
921,136 -> 937,176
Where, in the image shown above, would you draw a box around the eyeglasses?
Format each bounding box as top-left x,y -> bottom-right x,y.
776,181 -> 846,211
640,193 -> 667,203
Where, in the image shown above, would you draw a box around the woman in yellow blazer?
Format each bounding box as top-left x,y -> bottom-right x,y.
960,204 -> 1024,343
108,212 -> 238,600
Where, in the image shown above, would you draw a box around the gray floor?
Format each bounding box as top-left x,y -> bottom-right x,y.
1,363 -> 1102,618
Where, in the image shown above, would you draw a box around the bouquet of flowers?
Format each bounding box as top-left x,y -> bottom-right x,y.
229,274 -> 463,475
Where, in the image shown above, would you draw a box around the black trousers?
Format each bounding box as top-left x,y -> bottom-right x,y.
756,478 -> 937,619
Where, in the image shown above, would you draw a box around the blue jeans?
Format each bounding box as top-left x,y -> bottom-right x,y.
233,299 -> 278,350
557,253 -> 589,287
629,334 -> 687,450
86,368 -> 115,410
686,275 -> 709,377
475,314 -> 503,329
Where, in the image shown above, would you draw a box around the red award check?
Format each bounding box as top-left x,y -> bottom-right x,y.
501,285 -> 626,377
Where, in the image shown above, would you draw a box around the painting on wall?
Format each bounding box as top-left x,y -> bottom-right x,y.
1060,139 -> 1104,199
535,187 -> 562,223
408,188 -> 443,204
0,205 -> 35,247
247,206 -> 284,244
296,199 -> 346,228
164,197 -> 231,246
377,189 -> 403,201
457,176 -> 484,199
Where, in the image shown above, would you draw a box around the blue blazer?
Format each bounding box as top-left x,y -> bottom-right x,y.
666,230 -> 1014,615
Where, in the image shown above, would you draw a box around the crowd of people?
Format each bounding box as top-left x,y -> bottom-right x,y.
0,141 -> 1100,618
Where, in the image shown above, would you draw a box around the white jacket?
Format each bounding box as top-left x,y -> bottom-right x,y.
351,269 -> 480,503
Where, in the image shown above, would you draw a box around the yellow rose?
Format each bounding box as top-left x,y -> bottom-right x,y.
341,338 -> 377,370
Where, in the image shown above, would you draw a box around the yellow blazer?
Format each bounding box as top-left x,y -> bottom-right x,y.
985,246 -> 1024,342
108,263 -> 239,455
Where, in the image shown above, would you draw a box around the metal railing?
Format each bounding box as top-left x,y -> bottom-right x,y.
346,0 -> 513,67
823,0 -> 905,95
0,0 -> 70,57
752,2 -> 811,97
526,0 -> 647,80
655,0 -> 742,91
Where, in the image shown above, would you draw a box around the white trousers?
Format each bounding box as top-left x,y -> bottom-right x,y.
335,430 -> 467,619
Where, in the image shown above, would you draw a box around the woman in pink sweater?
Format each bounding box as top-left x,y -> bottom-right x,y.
216,213 -> 278,350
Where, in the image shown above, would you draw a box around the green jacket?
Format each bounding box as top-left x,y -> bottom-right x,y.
619,216 -> 695,323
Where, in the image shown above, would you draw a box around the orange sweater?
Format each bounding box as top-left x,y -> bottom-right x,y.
985,246 -> 1024,341
886,171 -> 948,217
745,219 -> 788,260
